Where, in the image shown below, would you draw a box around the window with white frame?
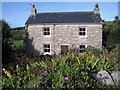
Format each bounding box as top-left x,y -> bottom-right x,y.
43,44 -> 51,54
43,27 -> 50,36
79,45 -> 86,53
79,27 -> 87,37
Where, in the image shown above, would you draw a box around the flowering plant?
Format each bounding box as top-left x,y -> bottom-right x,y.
2,52 -> 116,89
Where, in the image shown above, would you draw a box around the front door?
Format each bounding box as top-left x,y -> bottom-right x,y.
61,45 -> 68,54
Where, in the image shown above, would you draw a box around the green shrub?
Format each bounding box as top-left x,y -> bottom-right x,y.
85,46 -> 101,56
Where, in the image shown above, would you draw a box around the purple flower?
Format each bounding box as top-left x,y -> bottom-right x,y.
49,66 -> 54,71
42,69 -> 45,72
37,71 -> 41,75
62,58 -> 65,61
97,74 -> 104,80
64,76 -> 69,81
19,78 -> 23,81
86,67 -> 90,71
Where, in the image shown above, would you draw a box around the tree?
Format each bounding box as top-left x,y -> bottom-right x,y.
102,16 -> 120,52
1,20 -> 14,64
107,16 -> 120,45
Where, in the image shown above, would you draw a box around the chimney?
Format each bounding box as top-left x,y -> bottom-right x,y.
94,3 -> 100,14
31,4 -> 37,15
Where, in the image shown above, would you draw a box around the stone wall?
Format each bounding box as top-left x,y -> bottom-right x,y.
26,23 -> 102,55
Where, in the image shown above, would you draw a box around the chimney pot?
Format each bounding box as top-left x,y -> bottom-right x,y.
31,4 -> 37,15
94,3 -> 100,14
32,4 -> 35,8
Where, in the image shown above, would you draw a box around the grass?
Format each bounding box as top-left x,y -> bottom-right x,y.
11,40 -> 25,50
13,40 -> 23,46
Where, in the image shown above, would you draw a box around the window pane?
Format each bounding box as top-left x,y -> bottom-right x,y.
79,28 -> 82,31
47,45 -> 50,48
46,28 -> 49,31
80,50 -> 84,53
48,49 -> 50,52
83,28 -> 85,31
47,32 -> 50,35
79,32 -> 83,35
44,49 -> 47,52
83,45 -> 85,48
44,44 -> 49,48
44,32 -> 47,35
44,45 -> 47,48
83,32 -> 85,35
80,45 -> 82,48
44,28 -> 47,31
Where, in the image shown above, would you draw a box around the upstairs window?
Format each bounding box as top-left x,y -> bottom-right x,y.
43,27 -> 50,36
79,45 -> 86,53
79,27 -> 87,37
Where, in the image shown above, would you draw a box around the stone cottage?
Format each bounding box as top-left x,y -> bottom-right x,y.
25,3 -> 102,56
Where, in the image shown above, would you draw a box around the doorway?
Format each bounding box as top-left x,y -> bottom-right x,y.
61,45 -> 68,54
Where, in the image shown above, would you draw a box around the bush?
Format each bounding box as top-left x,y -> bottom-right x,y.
85,46 -> 101,56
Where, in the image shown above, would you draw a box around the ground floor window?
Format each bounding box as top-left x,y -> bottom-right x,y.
79,45 -> 86,53
43,44 -> 51,55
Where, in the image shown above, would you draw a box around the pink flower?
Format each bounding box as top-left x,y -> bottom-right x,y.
64,76 -> 69,81
49,66 -> 54,71
19,78 -> 23,81
97,74 -> 104,80
86,67 -> 90,71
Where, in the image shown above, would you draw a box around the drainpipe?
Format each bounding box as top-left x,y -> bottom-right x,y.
53,24 -> 56,57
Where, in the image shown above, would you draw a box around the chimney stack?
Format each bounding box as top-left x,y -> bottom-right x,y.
94,3 -> 100,14
31,4 -> 37,15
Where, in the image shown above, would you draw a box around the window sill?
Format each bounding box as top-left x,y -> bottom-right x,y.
43,52 -> 51,55
43,35 -> 51,37
79,36 -> 87,38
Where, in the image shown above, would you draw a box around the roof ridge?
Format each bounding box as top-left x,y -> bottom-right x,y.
36,11 -> 94,14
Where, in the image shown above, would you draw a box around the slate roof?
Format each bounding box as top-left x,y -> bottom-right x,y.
25,11 -> 102,25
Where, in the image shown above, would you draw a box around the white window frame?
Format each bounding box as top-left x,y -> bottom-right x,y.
79,44 -> 87,53
43,44 -> 51,55
79,27 -> 87,37
43,27 -> 51,37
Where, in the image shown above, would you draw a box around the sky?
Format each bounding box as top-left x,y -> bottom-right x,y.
1,2 -> 119,28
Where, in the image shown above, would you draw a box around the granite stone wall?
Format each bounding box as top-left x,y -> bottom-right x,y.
26,24 -> 102,55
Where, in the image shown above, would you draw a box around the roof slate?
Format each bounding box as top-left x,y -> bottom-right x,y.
25,11 -> 102,25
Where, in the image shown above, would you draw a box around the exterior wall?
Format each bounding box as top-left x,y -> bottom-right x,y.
26,24 -> 102,55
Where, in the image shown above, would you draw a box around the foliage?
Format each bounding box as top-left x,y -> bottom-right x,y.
10,29 -> 25,41
10,28 -> 26,52
1,20 -> 15,64
11,40 -> 26,52
102,16 -> 120,52
85,46 -> 101,56
2,51 -> 118,89
11,26 -> 24,30
107,26 -> 120,45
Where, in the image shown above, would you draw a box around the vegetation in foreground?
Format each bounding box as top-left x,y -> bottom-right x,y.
2,51 -> 118,89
